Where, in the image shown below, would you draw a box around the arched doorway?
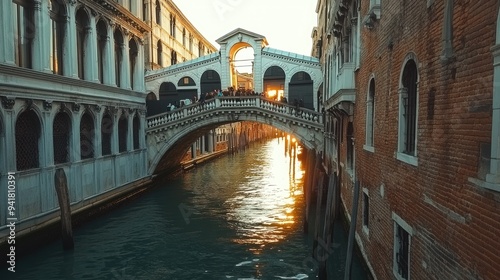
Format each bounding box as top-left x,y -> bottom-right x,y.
177,76 -> 197,101
263,66 -> 285,101
200,70 -> 221,95
229,42 -> 254,92
289,71 -> 313,110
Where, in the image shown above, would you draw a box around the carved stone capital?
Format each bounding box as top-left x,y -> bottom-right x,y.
94,104 -> 101,112
1,97 -> 15,109
72,102 -> 80,112
43,100 -> 53,111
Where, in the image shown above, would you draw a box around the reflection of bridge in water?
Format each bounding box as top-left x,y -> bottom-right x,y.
146,96 -> 324,174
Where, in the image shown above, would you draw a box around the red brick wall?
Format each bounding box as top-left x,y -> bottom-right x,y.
345,0 -> 500,279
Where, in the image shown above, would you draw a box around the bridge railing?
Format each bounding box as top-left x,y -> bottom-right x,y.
146,96 -> 323,129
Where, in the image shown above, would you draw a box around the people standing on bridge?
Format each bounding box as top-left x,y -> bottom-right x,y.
199,92 -> 206,105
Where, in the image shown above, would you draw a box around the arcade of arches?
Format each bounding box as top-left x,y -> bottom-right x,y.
145,28 -> 322,116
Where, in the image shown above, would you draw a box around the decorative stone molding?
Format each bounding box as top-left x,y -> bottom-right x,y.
25,99 -> 33,110
94,104 -> 101,112
1,97 -> 15,109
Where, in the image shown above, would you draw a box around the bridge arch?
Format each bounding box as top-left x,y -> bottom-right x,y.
146,97 -> 323,175
263,66 -> 286,101
289,71 -> 314,109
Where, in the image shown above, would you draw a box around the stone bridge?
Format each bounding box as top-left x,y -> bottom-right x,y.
146,96 -> 324,174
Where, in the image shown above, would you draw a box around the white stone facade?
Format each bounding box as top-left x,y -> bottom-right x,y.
0,0 -> 149,235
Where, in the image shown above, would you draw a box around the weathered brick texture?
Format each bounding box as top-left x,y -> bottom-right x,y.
339,0 -> 500,279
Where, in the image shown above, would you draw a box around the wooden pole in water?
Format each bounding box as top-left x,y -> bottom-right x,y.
54,168 -> 74,250
344,180 -> 360,280
303,149 -> 316,233
313,172 -> 325,258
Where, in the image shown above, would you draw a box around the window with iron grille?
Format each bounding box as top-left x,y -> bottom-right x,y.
80,112 -> 94,160
395,223 -> 410,279
133,114 -> 139,150
53,112 -> 70,164
101,112 -> 113,156
118,115 -> 128,153
16,110 -> 40,170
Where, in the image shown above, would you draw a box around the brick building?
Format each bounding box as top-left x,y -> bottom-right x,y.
316,0 -> 500,279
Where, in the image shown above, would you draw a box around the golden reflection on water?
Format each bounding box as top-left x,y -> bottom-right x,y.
225,138 -> 304,253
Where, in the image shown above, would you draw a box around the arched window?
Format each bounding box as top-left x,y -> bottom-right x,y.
101,112 -> 113,156
50,0 -> 65,75
170,49 -> 177,65
80,112 -> 94,160
189,35 -> 193,52
365,78 -> 375,148
53,112 -> 71,164
16,110 -> 41,170
129,39 -> 138,89
118,114 -> 128,152
169,14 -> 176,37
157,40 -> 163,67
155,0 -> 161,25
114,29 -> 123,87
13,0 -> 34,68
182,28 -> 186,46
398,58 -> 419,161
96,20 -> 108,84
76,8 -> 89,80
133,113 -> 140,150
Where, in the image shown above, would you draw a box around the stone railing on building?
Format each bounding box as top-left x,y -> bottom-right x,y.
146,96 -> 323,131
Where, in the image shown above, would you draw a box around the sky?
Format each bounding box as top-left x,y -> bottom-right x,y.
172,0 -> 318,57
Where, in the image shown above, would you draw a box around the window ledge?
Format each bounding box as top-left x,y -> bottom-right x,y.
468,177 -> 500,193
396,152 -> 418,167
362,225 -> 369,237
363,145 -> 375,153
368,5 -> 381,19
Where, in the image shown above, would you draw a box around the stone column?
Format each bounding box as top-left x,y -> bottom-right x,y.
42,103 -> 53,167
139,110 -> 146,149
200,135 -> 205,154
134,40 -> 146,91
121,31 -> 131,89
191,142 -> 197,159
2,99 -> 16,171
253,40 -> 263,93
111,108 -> 119,154
0,0 -> 15,64
70,103 -> 81,162
65,2 -> 78,78
94,106 -> 103,158
87,12 -> 100,82
219,44 -> 230,89
107,21 -> 117,86
208,130 -> 214,153
32,0 -> 46,71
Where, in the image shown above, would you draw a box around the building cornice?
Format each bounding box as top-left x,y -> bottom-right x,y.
86,0 -> 151,37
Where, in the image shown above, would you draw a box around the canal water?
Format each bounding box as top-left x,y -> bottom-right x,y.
3,138 -> 369,280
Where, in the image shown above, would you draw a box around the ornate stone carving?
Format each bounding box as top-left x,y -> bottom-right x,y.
72,102 -> 80,112
94,104 -> 101,112
1,97 -> 15,109
43,100 -> 53,111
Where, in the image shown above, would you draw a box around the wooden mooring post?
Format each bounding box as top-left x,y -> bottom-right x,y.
54,168 -> 74,250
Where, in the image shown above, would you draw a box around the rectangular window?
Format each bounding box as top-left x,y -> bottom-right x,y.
13,1 -> 33,68
393,213 -> 412,280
